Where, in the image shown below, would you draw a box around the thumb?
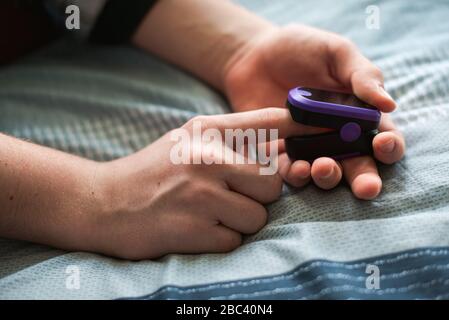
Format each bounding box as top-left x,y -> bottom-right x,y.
350,68 -> 396,113
330,40 -> 396,112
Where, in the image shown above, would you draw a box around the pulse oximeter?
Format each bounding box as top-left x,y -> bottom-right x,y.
285,87 -> 381,161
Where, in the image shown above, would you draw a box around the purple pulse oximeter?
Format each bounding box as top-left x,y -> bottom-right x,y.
286,87 -> 380,161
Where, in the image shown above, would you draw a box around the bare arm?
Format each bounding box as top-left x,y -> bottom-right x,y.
0,108 -> 305,259
132,0 -> 275,91
0,133 -> 104,250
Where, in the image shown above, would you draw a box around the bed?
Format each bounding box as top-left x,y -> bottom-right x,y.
1,0 -> 449,299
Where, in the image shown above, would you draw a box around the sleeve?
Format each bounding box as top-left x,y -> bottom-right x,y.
45,0 -> 157,44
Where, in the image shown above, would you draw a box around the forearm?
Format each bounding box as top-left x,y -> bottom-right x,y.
132,0 -> 275,91
0,133 -> 104,250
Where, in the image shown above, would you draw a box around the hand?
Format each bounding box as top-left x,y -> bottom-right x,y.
0,108 -> 314,260
88,108 -> 313,260
223,24 -> 405,200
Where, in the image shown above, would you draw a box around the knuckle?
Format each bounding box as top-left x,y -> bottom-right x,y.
166,127 -> 180,137
329,36 -> 357,58
338,36 -> 355,49
182,118 -> 194,130
333,35 -> 356,51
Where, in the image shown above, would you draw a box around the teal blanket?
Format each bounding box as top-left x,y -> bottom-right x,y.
1,0 -> 449,299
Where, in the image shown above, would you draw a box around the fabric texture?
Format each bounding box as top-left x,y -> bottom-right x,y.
1,0 -> 449,299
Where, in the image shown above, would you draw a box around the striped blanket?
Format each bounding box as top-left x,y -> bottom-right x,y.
1,0 -> 449,299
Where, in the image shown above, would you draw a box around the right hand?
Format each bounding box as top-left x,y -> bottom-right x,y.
224,24 -> 405,199
88,108 -> 318,260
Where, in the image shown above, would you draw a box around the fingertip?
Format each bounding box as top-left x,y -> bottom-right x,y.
291,160 -> 311,178
311,157 -> 342,190
311,157 -> 335,178
286,160 -> 311,187
376,86 -> 396,112
352,75 -> 396,112
351,173 -> 382,200
375,132 -> 396,152
373,132 -> 404,164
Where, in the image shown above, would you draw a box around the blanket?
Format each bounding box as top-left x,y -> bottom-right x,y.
1,0 -> 449,299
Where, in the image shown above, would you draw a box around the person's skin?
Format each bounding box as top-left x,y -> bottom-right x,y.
0,0 -> 406,260
0,109 -> 320,260
133,0 -> 405,200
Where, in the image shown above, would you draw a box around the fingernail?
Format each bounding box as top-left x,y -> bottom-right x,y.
297,170 -> 310,179
380,139 -> 395,153
321,166 -> 334,179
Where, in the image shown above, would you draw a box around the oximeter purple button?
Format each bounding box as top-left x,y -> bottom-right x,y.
340,122 -> 361,142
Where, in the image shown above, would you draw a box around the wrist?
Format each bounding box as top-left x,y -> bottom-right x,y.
212,18 -> 276,92
221,25 -> 281,113
51,160 -> 111,252
219,24 -> 277,91
77,157 -> 147,256
69,160 -> 120,253
133,0 -> 276,91
77,155 -> 163,258
37,159 -> 114,253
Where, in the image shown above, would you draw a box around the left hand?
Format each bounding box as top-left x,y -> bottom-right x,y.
223,24 -> 405,200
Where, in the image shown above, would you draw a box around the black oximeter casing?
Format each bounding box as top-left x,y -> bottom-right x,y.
286,87 -> 381,161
